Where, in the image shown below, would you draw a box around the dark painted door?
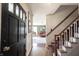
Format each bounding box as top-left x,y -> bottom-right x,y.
1,3 -> 26,56
7,14 -> 18,56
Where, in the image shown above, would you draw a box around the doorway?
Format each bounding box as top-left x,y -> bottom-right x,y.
32,25 -> 46,47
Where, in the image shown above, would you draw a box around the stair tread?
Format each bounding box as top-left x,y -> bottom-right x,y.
65,46 -> 73,48
70,42 -> 78,44
61,40 -> 79,56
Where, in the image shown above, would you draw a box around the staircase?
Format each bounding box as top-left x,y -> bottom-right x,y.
52,16 -> 79,56
47,5 -> 78,45
47,5 -> 79,56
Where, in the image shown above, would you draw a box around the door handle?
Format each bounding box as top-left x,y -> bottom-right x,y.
3,46 -> 10,52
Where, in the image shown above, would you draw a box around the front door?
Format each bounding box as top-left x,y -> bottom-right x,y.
1,3 -> 26,56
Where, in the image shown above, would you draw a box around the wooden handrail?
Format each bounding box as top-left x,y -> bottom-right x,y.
54,16 -> 79,38
58,16 -> 79,35
47,7 -> 78,36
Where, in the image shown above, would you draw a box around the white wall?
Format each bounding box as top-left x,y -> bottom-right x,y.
20,3 -> 33,56
0,4 -> 1,52
33,14 -> 46,25
46,5 -> 77,34
46,5 -> 78,45
26,12 -> 33,56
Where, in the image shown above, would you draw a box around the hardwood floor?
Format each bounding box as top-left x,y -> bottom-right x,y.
29,43 -> 53,56
29,36 -> 53,56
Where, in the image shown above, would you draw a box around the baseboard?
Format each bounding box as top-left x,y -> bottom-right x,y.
28,47 -> 32,56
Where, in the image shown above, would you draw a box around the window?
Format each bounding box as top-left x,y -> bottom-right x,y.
28,12 -> 32,33
8,3 -> 14,13
20,10 -> 23,19
23,13 -> 25,21
8,3 -> 26,21
15,5 -> 19,16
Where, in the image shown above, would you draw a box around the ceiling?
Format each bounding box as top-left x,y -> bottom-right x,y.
28,3 -> 78,15
28,3 -> 62,15
28,3 -> 78,25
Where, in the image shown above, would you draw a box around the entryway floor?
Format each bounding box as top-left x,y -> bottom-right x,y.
29,36 -> 53,56
29,43 -> 53,56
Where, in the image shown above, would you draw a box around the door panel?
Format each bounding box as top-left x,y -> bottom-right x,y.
18,43 -> 24,56
8,15 -> 18,45
21,22 -> 25,40
8,44 -> 18,56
